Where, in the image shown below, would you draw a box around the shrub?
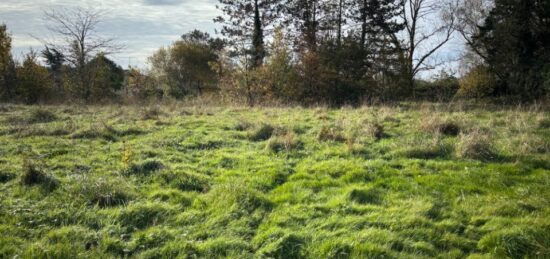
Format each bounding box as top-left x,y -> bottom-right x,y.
457,65 -> 497,98
249,124 -> 275,141
456,130 -> 496,160
20,161 -> 58,191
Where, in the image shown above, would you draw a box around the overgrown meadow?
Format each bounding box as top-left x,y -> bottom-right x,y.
0,103 -> 549,258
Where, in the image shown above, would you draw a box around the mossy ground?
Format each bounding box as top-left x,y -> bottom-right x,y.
0,103 -> 548,258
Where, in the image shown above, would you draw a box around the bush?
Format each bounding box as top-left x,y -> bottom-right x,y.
457,65 -> 497,98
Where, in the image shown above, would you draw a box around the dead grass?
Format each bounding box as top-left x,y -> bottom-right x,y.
456,129 -> 497,160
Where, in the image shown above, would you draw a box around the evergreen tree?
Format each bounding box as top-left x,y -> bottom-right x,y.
475,0 -> 550,99
215,0 -> 280,67
0,24 -> 16,101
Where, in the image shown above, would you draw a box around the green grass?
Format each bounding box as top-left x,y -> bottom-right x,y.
0,103 -> 548,258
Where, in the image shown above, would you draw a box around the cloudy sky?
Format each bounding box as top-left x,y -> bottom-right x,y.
0,0 -> 220,68
0,0 -> 462,76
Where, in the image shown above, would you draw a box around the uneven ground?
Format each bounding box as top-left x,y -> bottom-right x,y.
0,103 -> 549,258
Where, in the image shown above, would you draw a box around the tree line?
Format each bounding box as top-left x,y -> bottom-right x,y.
1,0 -> 548,105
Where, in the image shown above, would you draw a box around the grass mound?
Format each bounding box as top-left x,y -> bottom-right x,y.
265,133 -> 303,153
118,202 -> 173,230
20,161 -> 58,191
249,124 -> 276,141
0,171 -> 15,183
317,125 -> 345,142
348,187 -> 383,205
27,109 -> 58,124
157,171 -> 210,193
72,176 -> 134,207
126,160 -> 165,176
255,231 -> 305,259
456,130 -> 497,160
141,106 -> 164,120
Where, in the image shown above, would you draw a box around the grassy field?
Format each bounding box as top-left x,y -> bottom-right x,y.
0,103 -> 549,258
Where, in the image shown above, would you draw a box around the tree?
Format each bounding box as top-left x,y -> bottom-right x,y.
87,54 -> 124,101
0,24 -> 16,101
149,30 -> 222,98
16,51 -> 53,104
42,7 -> 122,100
41,47 -> 66,95
455,0 -> 492,67
474,0 -> 550,99
215,0 -> 280,67
395,0 -> 456,96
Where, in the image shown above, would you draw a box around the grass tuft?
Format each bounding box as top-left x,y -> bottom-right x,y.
126,160 -> 165,176
20,161 -> 58,190
318,125 -> 345,142
265,132 -> 302,153
249,124 -> 275,141
348,187 -> 383,205
456,130 -> 497,160
27,109 -> 57,124
73,176 -> 133,207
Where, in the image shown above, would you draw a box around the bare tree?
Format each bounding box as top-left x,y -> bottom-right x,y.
394,0 -> 456,96
455,0 -> 492,70
42,7 -> 122,100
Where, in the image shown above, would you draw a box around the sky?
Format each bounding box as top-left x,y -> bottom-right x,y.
0,0 -> 463,77
0,0 -> 220,68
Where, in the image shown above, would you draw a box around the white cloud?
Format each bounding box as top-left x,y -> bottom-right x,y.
0,0 -> 220,68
